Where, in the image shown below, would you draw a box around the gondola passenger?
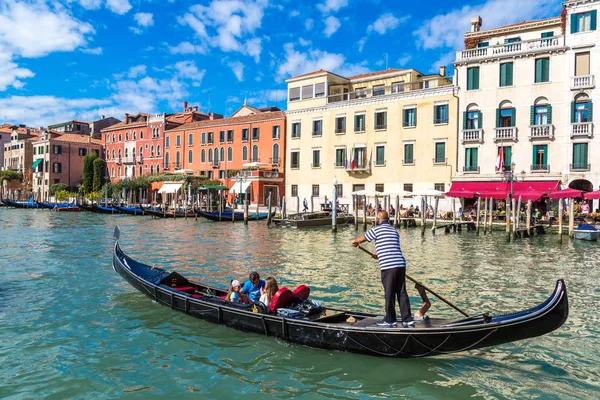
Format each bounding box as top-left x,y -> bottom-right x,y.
226,280 -> 242,303
241,271 -> 265,302
259,277 -> 279,309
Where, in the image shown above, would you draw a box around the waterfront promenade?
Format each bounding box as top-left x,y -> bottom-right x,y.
0,209 -> 598,398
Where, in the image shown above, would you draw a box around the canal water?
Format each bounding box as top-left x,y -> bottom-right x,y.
0,209 -> 598,399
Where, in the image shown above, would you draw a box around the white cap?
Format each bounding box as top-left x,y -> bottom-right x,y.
231,280 -> 240,288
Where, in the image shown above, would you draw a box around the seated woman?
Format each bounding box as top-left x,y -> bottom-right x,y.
367,204 -> 375,216
226,279 -> 242,303
259,277 -> 279,309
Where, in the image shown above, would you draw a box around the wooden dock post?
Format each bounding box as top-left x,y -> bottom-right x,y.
421,197 -> 426,236
332,182 -> 338,233
568,198 -> 575,238
512,197 -> 517,238
218,189 -> 222,221
243,200 -> 249,225
483,198 -> 488,233
362,195 -> 368,231
526,200 -> 532,237
296,196 -> 300,215
394,195 -> 400,229
558,199 -> 563,243
267,194 -> 272,226
476,197 -> 481,235
516,196 -> 522,233
432,197 -> 439,234
354,195 -> 359,230
506,195 -> 511,241
310,196 -> 314,212
489,198 -> 494,232
256,202 -> 260,220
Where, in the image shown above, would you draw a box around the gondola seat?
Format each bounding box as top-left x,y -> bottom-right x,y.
174,286 -> 196,293
270,287 -> 295,313
293,285 -> 310,301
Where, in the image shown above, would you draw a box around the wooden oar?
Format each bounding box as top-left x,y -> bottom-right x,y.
356,245 -> 470,317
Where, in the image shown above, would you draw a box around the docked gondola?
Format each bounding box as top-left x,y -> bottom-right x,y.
140,205 -> 197,218
91,204 -> 120,214
3,199 -> 43,208
273,211 -> 354,228
196,209 -> 273,222
112,229 -> 569,358
114,205 -> 146,216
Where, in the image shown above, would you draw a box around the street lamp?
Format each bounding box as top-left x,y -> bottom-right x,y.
236,172 -> 247,208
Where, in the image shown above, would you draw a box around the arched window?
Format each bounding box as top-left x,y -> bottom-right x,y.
118,134 -> 122,142
132,131 -> 136,140
132,147 -> 136,157
498,100 -> 515,127
220,147 -> 225,161
188,149 -> 193,164
105,134 -> 109,143
252,145 -> 259,162
139,146 -> 143,156
157,145 -> 160,156
228,147 -> 232,161
465,103 -> 480,130
242,146 -> 248,161
112,149 -> 115,159
111,166 -> 115,177
125,132 -> 129,141
272,143 -> 279,164
201,149 -> 206,163
140,130 -> 143,139
132,166 -> 135,177
157,165 -> 160,174
112,134 -> 115,142
176,151 -> 180,168
533,97 -> 550,126
139,165 -> 142,175
165,152 -> 170,167
125,148 -> 128,157
118,149 -> 122,158
573,94 -> 591,123
151,165 -> 154,174
214,148 -> 219,162
151,145 -> 155,157
208,148 -> 213,162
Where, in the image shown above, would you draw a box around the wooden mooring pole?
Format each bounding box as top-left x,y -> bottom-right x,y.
243,200 -> 249,225
476,197 -> 481,235
267,194 -> 272,226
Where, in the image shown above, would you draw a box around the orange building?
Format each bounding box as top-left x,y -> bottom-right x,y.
164,104 -> 286,205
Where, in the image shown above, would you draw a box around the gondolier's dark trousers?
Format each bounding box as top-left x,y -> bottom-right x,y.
381,267 -> 412,323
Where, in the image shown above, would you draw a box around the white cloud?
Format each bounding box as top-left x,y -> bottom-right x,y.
324,16 -> 341,37
368,13 -> 405,35
105,0 -> 131,15
177,0 -> 268,61
414,0 -> 559,51
357,37 -> 366,52
81,47 -> 103,55
0,52 -> 34,90
245,89 -> 287,106
298,38 -> 312,47
304,18 -> 314,30
228,61 -> 245,81
397,53 -> 412,67
169,41 -> 206,55
134,12 -> 154,27
276,43 -> 369,81
317,0 -> 348,14
127,65 -> 147,79
289,10 -> 300,17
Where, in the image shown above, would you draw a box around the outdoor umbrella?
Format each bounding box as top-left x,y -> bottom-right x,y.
547,188 -> 585,199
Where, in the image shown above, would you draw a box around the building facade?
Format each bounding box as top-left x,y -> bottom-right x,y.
452,0 -> 598,194
1,127 -> 39,198
47,120 -> 90,135
31,131 -> 103,200
165,104 -> 286,205
284,68 -> 457,209
90,116 -> 121,139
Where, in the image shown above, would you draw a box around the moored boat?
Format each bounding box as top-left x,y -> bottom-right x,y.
574,224 -> 600,241
3,199 -> 43,209
91,204 -> 120,214
114,205 -> 146,216
112,229 -> 569,358
53,205 -> 84,212
196,209 -> 273,221
273,211 -> 354,228
140,205 -> 196,218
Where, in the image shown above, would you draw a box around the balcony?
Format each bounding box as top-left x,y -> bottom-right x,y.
463,166 -> 480,173
571,122 -> 593,138
493,127 -> 517,142
462,129 -> 483,143
269,157 -> 280,166
571,75 -> 595,90
570,163 -> 590,172
212,161 -> 220,168
345,164 -> 370,173
531,164 -> 550,172
163,163 -> 171,170
238,170 -> 280,178
136,155 -> 143,163
456,36 -> 564,62
122,156 -> 135,164
115,157 -> 122,165
327,78 -> 452,104
529,125 -> 554,140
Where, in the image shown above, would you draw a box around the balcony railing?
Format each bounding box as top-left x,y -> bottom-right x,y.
571,122 -> 593,138
212,161 -> 220,168
531,164 -> 550,172
122,156 -> 135,164
463,166 -> 480,173
494,127 -> 517,141
570,163 -> 590,171
116,157 -> 122,165
571,75 -> 595,90
136,155 -> 143,163
327,79 -> 452,104
529,124 -> 554,139
345,164 -> 369,172
456,36 -> 563,62
269,157 -> 280,165
462,129 -> 483,143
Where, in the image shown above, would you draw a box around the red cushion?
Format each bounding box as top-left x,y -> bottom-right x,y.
191,294 -> 202,299
270,287 -> 294,313
174,286 -> 195,293
293,285 -> 310,301
219,295 -> 228,300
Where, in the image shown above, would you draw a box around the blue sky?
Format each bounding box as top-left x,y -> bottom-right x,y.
0,0 -> 564,127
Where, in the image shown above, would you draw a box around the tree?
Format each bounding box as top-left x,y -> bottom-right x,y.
49,183 -> 68,195
92,158 -> 106,192
82,153 -> 97,193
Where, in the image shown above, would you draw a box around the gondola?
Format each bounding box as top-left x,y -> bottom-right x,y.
37,201 -> 76,210
273,211 -> 354,228
53,205 -> 83,212
196,209 -> 274,222
112,228 -> 569,358
140,205 -> 197,218
114,205 -> 146,216
3,199 -> 43,209
91,204 -> 120,214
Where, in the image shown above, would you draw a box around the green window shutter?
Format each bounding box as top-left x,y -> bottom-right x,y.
535,59 -> 542,83
571,101 -> 576,123
414,108 -> 418,127
543,145 -> 548,165
547,104 -> 552,124
467,68 -> 472,90
507,62 -> 513,86
496,108 -> 500,128
402,110 -> 406,127
591,10 -> 597,31
478,111 -> 482,128
474,67 -> 480,89
543,58 -> 550,82
504,146 -> 512,165
589,101 -> 594,120
530,105 -> 535,126
473,148 -> 478,167
462,111 -> 467,130
511,107 -> 516,127
500,64 -> 506,86
571,14 -> 578,34
383,112 -> 387,127
532,145 -> 537,165
541,31 -> 554,38
573,143 -> 583,165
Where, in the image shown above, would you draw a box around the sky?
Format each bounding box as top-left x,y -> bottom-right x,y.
0,0 -> 565,128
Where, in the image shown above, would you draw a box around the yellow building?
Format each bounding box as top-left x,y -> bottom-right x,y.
284,67 -> 458,210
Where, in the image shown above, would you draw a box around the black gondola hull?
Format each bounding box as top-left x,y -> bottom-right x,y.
112,241 -> 568,358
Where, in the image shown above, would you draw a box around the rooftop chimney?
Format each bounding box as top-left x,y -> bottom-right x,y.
101,114 -> 105,119
193,106 -> 198,111
439,66 -> 447,77
471,15 -> 482,32
183,101 -> 188,112
209,113 -> 214,120
124,113 -> 129,124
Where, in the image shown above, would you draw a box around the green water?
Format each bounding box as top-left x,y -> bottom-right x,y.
0,209 -> 599,399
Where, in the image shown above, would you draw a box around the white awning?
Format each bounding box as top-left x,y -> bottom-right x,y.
350,189 -> 383,196
158,182 -> 183,194
383,190 -> 413,197
412,189 -> 445,197
242,162 -> 271,169
173,169 -> 195,174
229,180 -> 252,193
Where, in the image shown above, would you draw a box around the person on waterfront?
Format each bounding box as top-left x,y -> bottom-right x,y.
227,280 -> 242,303
581,202 -> 590,215
367,203 -> 375,216
457,207 -> 463,220
351,210 -> 414,328
241,271 -> 266,302
259,277 -> 279,309
303,198 -> 308,212
389,204 -> 395,217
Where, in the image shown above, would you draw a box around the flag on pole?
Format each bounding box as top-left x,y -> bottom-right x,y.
496,144 -> 503,172
350,145 -> 355,170
367,149 -> 372,172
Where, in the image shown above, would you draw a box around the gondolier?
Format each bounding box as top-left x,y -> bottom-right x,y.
352,211 -> 414,328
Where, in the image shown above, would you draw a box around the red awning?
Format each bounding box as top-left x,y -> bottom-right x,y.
447,181 -> 560,199
584,190 -> 600,200
547,188 -> 585,199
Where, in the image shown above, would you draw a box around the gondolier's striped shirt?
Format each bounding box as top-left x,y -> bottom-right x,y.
364,221 -> 406,270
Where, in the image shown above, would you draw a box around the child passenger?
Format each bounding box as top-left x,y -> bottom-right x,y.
259,277 -> 279,309
226,280 -> 242,303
